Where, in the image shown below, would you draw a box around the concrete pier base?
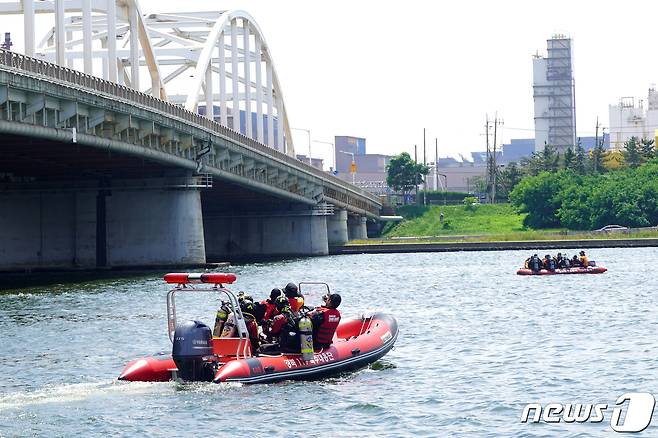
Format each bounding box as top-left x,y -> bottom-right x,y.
106,189 -> 206,267
0,185 -> 206,270
327,209 -> 348,246
204,212 -> 328,260
347,215 -> 368,241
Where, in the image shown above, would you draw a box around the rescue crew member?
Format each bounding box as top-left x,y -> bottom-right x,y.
555,252 -> 563,267
542,254 -> 556,272
307,293 -> 342,350
261,288 -> 282,322
284,282 -> 304,313
265,295 -> 301,353
529,254 -> 541,273
571,254 -> 581,267
579,250 -> 589,267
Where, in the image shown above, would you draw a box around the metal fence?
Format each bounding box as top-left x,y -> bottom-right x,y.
0,50 -> 381,206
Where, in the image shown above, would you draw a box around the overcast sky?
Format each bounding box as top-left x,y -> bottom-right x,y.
3,0 -> 658,166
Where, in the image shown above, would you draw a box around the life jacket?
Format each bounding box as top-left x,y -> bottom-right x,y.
261,300 -> 279,322
311,307 -> 341,347
288,296 -> 304,313
580,255 -> 589,267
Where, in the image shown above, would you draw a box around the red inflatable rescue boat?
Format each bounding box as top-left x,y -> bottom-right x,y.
118,273 -> 398,384
517,266 -> 607,275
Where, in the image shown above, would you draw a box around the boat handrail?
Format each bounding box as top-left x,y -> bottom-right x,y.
166,284 -> 252,360
359,310 -> 377,335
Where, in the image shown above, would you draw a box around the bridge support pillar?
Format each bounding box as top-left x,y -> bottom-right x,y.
106,188 -> 206,267
326,209 -> 348,246
347,215 -> 368,241
0,184 -> 206,271
204,211 -> 328,261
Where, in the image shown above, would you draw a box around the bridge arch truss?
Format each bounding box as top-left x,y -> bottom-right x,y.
6,1 -> 294,155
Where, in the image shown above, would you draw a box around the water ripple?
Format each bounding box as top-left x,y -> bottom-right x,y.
1,248 -> 657,436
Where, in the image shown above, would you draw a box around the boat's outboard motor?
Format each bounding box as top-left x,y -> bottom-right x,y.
172,320 -> 214,381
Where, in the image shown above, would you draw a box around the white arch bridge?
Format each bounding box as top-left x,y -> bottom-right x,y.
0,1 -> 381,270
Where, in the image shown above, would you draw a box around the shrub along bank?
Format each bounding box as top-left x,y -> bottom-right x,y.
509,159 -> 658,230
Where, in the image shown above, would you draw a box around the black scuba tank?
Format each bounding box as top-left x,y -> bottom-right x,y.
172,320 -> 214,382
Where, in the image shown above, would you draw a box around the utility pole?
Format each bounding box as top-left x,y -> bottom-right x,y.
491,113 -> 503,204
594,116 -> 600,173
423,128 -> 426,206
435,138 -> 438,192
484,115 -> 491,203
595,116 -> 599,150
414,144 -> 418,204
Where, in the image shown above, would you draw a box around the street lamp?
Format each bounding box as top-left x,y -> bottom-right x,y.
339,150 -> 356,185
291,127 -> 312,166
313,140 -> 335,172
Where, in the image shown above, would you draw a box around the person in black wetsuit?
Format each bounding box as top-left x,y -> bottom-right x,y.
529,254 -> 542,272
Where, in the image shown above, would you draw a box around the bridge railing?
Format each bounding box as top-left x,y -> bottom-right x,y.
0,50 -> 380,207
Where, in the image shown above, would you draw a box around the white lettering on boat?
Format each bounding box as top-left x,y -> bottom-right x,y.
283,352 -> 335,369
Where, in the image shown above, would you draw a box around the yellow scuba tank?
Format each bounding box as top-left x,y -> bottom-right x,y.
298,315 -> 314,361
213,305 -> 229,337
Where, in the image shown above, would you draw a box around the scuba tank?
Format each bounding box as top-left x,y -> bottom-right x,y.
298,315 -> 314,361
213,302 -> 229,337
220,313 -> 237,337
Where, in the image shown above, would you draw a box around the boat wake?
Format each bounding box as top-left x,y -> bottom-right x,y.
0,381 -> 157,411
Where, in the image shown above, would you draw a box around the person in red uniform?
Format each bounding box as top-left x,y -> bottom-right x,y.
263,295 -> 301,353
260,288 -> 282,322
308,293 -> 341,350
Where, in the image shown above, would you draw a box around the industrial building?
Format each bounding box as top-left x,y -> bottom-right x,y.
608,88 -> 658,151
533,35 -> 577,153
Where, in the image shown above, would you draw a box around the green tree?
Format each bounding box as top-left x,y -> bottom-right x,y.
519,152 -> 543,176
563,147 -> 575,170
386,152 -> 429,203
469,175 -> 488,194
574,140 -> 586,174
623,136 -> 642,168
542,143 -> 560,172
509,171 -> 562,228
588,139 -> 606,173
640,137 -> 656,161
497,162 -> 523,199
519,144 -> 559,176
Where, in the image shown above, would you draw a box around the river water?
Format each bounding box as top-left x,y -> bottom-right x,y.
1,247 -> 658,437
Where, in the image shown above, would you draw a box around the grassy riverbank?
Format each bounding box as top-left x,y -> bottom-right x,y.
370,203 -> 658,244
384,204 -> 530,237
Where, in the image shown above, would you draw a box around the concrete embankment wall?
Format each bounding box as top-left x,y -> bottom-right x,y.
330,239 -> 658,255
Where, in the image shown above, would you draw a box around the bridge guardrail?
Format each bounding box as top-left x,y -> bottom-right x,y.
0,50 -> 381,210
